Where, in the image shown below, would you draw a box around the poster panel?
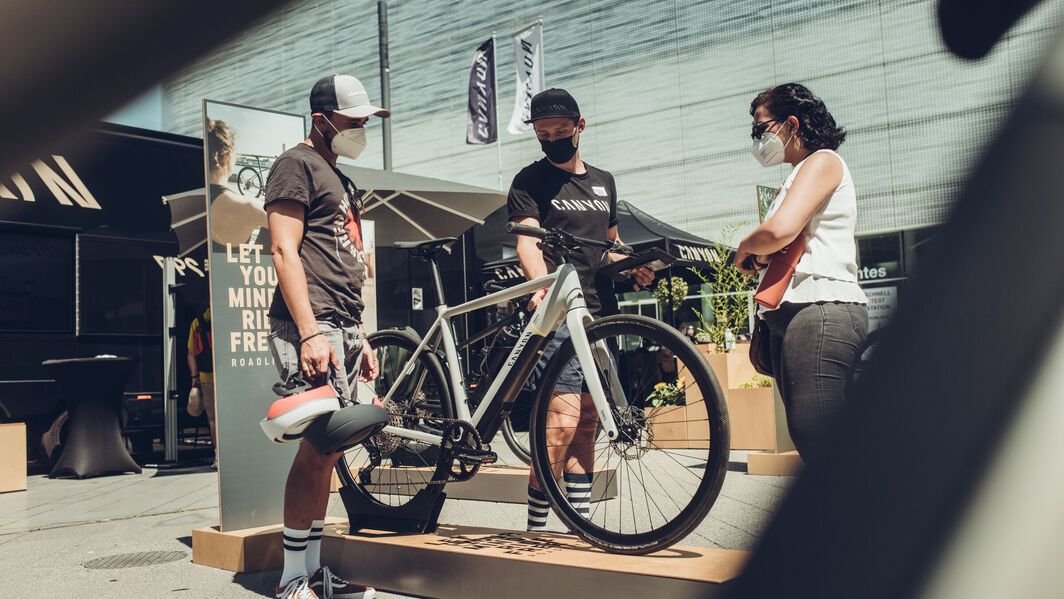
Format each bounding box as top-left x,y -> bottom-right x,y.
865,285 -> 898,332
202,100 -> 305,531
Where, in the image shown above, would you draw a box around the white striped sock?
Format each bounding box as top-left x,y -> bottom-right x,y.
305,519 -> 324,574
281,527 -> 310,585
565,473 -> 593,519
527,485 -> 550,531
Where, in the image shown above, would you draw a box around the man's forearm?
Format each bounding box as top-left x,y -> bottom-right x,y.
517,240 -> 549,282
273,249 -> 319,339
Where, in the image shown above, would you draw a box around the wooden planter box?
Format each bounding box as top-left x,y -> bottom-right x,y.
696,343 -> 760,390
725,387 -> 794,452
646,397 -> 710,451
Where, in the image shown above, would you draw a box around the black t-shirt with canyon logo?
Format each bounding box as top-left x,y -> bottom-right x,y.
507,158 -> 619,315
264,143 -> 367,324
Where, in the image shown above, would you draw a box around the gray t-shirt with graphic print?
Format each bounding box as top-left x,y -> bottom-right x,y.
264,143 -> 366,323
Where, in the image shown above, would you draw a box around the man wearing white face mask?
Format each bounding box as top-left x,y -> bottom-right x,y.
264,74 -> 386,599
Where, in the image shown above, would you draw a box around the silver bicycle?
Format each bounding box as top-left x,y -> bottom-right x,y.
337,222 -> 730,554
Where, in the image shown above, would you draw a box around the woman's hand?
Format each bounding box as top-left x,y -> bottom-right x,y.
734,248 -> 759,276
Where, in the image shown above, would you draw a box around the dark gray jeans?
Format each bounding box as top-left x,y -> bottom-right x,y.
762,301 -> 868,467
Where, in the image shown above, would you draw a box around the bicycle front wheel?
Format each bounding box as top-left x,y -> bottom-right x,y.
529,314 -> 729,554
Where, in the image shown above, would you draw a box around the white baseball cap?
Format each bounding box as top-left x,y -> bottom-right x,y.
310,74 -> 390,118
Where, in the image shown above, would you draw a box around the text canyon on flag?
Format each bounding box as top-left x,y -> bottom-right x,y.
466,37 -> 498,145
508,21 -> 544,135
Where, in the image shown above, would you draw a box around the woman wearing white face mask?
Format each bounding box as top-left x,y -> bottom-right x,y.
734,83 -> 868,469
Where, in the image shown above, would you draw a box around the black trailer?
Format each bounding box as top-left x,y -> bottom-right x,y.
0,122 -> 208,461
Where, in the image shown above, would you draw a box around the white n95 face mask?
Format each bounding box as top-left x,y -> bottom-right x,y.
751,131 -> 788,167
319,119 -> 368,160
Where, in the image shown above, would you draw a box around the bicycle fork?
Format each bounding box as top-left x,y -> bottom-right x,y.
560,299 -> 622,442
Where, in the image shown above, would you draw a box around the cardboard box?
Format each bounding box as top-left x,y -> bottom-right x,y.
747,450 -> 804,476
322,523 -> 748,599
0,423 -> 26,493
192,517 -> 345,573
191,523 -> 284,573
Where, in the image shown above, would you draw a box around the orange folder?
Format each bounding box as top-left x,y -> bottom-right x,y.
754,235 -> 807,309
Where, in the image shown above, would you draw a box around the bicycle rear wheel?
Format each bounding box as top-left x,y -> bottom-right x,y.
529,314 -> 729,554
501,393 -> 532,465
334,329 -> 452,508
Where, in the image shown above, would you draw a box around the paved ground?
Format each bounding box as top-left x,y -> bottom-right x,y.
0,452 -> 792,598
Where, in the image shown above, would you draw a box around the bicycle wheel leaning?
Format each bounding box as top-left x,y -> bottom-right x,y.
500,394 -> 532,465
335,329 -> 453,508
529,314 -> 729,555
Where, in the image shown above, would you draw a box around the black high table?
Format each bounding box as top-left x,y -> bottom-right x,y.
42,357 -> 142,479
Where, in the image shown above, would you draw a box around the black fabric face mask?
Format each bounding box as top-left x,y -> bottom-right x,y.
540,133 -> 579,164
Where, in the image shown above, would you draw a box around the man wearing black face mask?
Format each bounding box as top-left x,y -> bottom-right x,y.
265,74 -> 386,599
507,88 -> 653,533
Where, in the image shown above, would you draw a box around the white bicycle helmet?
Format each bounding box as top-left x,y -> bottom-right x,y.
260,382 -> 341,444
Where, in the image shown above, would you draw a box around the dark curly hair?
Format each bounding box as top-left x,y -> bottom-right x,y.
750,83 -> 846,151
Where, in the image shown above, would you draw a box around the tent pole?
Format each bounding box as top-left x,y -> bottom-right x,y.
162,257 -> 178,462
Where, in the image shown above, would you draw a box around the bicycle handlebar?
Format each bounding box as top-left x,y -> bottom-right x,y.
505,221 -> 634,255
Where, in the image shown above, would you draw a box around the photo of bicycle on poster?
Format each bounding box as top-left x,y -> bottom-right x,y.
204,102 -> 305,252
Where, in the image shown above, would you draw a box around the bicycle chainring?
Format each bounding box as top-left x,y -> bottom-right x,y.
441,421 -> 484,482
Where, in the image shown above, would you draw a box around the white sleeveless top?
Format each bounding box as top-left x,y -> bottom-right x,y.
759,149 -> 867,313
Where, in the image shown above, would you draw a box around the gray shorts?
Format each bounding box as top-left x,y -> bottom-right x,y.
268,318 -> 364,405
527,324 -> 586,395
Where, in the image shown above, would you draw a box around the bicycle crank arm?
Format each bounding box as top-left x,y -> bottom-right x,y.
454,447 -> 498,466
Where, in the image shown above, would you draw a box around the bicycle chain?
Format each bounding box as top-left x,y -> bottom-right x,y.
360,410 -> 486,487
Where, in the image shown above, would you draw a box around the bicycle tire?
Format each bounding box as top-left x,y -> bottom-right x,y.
501,415 -> 532,465
529,314 -> 729,555
334,329 -> 453,506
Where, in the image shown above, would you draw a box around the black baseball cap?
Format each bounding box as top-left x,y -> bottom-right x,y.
525,88 -> 580,123
310,74 -> 390,118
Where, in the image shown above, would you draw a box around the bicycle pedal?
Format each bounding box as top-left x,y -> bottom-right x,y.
455,449 -> 498,466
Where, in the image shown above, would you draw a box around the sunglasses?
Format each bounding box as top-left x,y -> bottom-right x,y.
751,119 -> 781,140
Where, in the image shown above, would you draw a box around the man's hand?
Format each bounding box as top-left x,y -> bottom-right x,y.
358,340 -> 379,383
629,265 -> 654,290
191,377 -> 200,389
527,287 -> 549,311
301,334 -> 340,384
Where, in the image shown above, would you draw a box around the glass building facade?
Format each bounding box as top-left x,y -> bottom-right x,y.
163,0 -> 1064,242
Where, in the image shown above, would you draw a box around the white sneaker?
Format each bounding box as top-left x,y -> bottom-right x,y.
310,565 -> 375,599
276,575 -> 318,599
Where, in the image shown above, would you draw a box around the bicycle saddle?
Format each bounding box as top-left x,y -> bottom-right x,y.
301,403 -> 390,455
393,237 -> 458,255
260,374 -> 341,444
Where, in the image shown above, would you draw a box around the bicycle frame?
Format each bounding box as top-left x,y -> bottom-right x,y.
375,262 -> 624,448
